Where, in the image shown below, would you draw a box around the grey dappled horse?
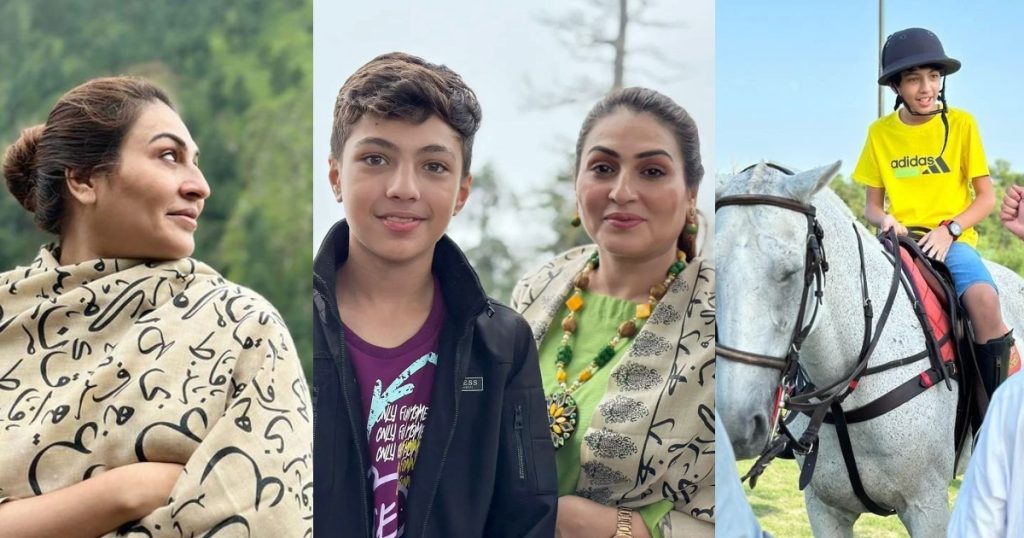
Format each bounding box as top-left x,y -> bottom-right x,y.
715,162 -> 1024,537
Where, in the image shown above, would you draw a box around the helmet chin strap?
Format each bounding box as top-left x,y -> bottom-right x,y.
892,75 -> 950,156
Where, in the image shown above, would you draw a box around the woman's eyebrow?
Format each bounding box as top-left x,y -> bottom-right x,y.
636,149 -> 673,161
588,145 -> 619,158
149,132 -> 200,157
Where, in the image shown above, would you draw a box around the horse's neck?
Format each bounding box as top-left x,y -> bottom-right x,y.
801,192 -> 924,386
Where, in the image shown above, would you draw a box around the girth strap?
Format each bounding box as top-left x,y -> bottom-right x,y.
831,400 -> 898,516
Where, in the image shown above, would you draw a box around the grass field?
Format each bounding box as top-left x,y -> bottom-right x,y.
738,459 -> 961,537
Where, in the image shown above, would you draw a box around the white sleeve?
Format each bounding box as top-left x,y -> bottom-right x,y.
947,376 -> 1024,537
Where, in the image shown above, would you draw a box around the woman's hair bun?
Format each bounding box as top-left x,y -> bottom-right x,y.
3,124 -> 45,213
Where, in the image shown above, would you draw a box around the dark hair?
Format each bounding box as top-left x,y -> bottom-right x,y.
574,87 -> 703,191
329,52 -> 482,177
892,63 -> 945,86
2,76 -> 173,234
574,87 -> 704,258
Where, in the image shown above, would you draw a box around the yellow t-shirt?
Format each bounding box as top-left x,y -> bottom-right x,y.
852,107 -> 989,247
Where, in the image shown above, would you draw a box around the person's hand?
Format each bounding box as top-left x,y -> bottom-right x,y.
918,226 -> 955,262
555,495 -> 652,538
0,462 -> 184,538
880,214 -> 908,236
112,462 -> 184,519
1000,185 -> 1024,239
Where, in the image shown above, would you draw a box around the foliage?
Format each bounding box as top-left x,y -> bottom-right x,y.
830,160 -> 1024,276
532,152 -> 594,261
527,0 -> 679,266
0,0 -> 313,374
453,164 -> 530,302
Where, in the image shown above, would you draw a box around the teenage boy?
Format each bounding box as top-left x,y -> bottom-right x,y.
853,28 -> 1019,398
312,52 -> 557,538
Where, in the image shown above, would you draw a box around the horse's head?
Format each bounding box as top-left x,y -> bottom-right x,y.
715,161 -> 840,458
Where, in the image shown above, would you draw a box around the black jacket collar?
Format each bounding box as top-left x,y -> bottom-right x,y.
313,220 -> 490,327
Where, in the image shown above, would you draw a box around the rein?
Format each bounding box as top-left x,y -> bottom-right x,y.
716,193 -> 920,515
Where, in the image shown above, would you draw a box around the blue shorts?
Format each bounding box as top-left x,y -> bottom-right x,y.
945,241 -> 997,298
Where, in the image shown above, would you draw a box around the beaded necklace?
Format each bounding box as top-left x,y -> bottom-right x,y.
546,250 -> 686,449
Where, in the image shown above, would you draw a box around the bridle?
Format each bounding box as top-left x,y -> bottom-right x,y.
714,165 -> 915,516
715,193 -> 827,374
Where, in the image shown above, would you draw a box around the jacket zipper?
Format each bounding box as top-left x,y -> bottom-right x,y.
419,314 -> 478,536
514,404 -> 526,480
320,287 -> 373,538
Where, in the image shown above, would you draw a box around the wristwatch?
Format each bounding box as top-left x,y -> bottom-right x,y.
614,506 -> 634,537
941,219 -> 962,239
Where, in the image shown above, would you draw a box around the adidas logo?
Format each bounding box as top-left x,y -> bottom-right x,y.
890,155 -> 950,178
922,156 -> 950,175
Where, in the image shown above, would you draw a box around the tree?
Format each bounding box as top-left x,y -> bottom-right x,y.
0,0 -> 314,374
829,161 -> 1024,275
452,164 -> 528,302
530,0 -> 682,106
529,0 -> 681,258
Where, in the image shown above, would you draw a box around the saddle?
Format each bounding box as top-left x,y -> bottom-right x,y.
882,233 -> 984,470
774,232 -> 981,516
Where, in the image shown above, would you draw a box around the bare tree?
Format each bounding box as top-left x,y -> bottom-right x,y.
527,0 -> 684,256
527,0 -> 682,108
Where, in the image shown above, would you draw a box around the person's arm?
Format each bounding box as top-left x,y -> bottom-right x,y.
555,495 -> 654,538
0,462 -> 181,538
483,315 -> 558,538
919,175 -> 996,261
864,186 -> 907,235
133,294 -> 313,536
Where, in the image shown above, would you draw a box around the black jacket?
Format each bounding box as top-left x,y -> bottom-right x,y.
312,221 -> 557,538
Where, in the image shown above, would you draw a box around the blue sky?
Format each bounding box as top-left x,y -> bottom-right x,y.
716,1 -> 1024,178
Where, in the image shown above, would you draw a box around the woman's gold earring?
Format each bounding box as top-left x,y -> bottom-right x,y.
570,212 -> 581,227
684,209 -> 698,236
679,209 -> 698,261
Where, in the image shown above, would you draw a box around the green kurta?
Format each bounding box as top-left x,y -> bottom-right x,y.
514,245 -> 716,538
539,290 -> 673,538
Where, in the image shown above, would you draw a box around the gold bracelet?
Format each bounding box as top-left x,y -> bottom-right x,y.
613,506 -> 633,538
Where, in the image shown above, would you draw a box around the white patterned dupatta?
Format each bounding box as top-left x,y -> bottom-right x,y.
512,245 -> 715,537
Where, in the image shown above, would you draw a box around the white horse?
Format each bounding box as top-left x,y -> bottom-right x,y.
715,162 -> 1024,537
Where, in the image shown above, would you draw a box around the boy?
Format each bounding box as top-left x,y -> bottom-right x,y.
853,28 -> 1017,397
312,52 -> 557,537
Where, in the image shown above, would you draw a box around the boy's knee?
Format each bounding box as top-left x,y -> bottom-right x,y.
963,283 -> 1001,314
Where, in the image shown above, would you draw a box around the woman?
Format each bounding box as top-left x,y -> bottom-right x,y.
511,88 -> 714,538
0,77 -> 311,537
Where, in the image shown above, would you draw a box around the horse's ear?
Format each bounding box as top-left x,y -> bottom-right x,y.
787,160 -> 842,201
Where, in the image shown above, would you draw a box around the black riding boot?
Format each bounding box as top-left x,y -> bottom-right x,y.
974,330 -> 1016,397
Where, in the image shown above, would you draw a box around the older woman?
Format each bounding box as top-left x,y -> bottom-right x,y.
511,87 -> 714,538
0,77 -> 311,537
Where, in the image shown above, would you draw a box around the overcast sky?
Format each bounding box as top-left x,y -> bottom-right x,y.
313,0 -> 715,259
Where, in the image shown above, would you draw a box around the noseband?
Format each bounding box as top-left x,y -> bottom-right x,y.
715,175 -> 935,517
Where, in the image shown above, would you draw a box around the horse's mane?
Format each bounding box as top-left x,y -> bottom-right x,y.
813,187 -> 856,221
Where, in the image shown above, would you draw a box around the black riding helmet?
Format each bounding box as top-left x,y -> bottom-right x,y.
878,28 -> 960,85
879,28 -> 959,155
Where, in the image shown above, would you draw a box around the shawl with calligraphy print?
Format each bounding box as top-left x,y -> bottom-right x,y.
0,246 -> 312,537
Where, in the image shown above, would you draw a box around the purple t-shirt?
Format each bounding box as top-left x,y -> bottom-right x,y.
346,280 -> 444,538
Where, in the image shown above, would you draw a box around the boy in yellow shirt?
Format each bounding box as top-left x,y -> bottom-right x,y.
853,27 -> 1016,397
